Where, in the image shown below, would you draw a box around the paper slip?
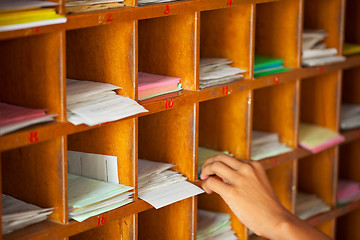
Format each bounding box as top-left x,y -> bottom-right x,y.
68,174 -> 133,209
302,48 -> 338,60
197,209 -> 237,240
66,79 -> 121,105
2,194 -> 53,234
302,56 -> 346,67
68,151 -> 119,184
200,65 -> 246,80
139,181 -> 203,209
66,0 -> 123,7
340,103 -> 360,130
296,192 -> 330,220
0,0 -> 58,12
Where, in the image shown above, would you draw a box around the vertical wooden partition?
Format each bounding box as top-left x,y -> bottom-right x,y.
200,4 -> 254,79
138,103 -> 197,240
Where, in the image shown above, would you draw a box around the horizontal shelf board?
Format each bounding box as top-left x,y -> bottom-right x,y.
0,23 -> 65,41
307,200 -> 360,226
342,128 -> 360,144
257,148 -> 309,170
3,200 -> 153,240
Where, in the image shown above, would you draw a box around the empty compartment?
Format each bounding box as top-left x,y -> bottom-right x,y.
138,104 -> 197,240
336,208 -> 360,239
138,13 -> 196,94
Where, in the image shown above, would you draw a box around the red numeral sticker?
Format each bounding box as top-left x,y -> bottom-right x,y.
226,0 -> 232,7
29,131 -> 39,143
318,66 -> 325,74
97,215 -> 107,226
164,5 -> 170,15
35,27 -> 39,34
165,99 -> 174,109
222,86 -> 229,95
273,76 -> 279,84
272,158 -> 279,167
106,13 -> 113,22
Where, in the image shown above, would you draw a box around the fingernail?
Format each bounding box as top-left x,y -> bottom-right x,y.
200,175 -> 209,180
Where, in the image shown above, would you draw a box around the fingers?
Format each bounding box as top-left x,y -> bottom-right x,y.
201,176 -> 233,196
200,160 -> 239,181
201,153 -> 245,173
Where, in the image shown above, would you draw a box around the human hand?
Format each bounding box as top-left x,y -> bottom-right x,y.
200,154 -> 291,239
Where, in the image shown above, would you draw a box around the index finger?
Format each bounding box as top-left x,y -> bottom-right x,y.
201,153 -> 248,172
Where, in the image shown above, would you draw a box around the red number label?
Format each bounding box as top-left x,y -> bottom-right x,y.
106,13 -> 113,22
97,215 -> 107,226
165,99 -> 174,109
222,86 -> 229,95
272,158 -> 279,167
273,76 -> 279,84
318,66 -> 325,74
226,0 -> 232,6
29,131 -> 39,143
164,5 -> 170,15
35,27 -> 39,34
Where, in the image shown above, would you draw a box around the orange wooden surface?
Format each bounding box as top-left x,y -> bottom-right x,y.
256,0 -> 302,68
200,4 -> 254,78
1,138 -> 68,224
336,208 -> 360,239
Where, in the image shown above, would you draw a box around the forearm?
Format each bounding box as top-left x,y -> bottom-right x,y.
270,210 -> 332,240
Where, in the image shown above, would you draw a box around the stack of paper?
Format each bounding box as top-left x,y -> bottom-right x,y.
66,79 -> 148,126
68,174 -> 133,222
254,55 -> 291,77
340,103 -> 360,130
197,209 -> 237,240
199,58 -> 246,89
299,122 -> 345,153
343,43 -> 360,56
198,146 -> 233,177
0,102 -> 56,136
65,0 -> 124,14
138,159 -> 204,209
302,29 -> 345,67
337,179 -> 360,206
251,130 -> 293,161
138,72 -> 182,100
295,191 -> 331,220
0,0 -> 66,32
138,0 -> 177,6
2,194 -> 53,234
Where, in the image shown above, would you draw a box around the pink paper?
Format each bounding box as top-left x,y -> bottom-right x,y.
0,102 -> 46,126
138,72 -> 180,91
299,135 -> 345,154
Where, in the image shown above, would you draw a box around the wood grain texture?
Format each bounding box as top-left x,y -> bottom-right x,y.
200,4 -> 254,78
304,0 -> 345,52
66,21 -> 136,99
266,161 -> 295,211
345,0 -> 360,44
256,0 -> 302,68
298,148 -> 337,207
0,32 -> 64,120
336,208 -> 360,239
138,13 -> 197,90
1,137 -> 68,224
138,104 -> 196,239
301,71 -> 342,131
253,80 -> 299,147
342,67 -> 360,104
199,91 -> 252,160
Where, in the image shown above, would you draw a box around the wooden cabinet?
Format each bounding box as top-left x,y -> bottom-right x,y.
1,0 -> 360,239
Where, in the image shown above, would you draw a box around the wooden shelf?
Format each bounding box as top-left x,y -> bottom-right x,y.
1,0 -> 360,239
